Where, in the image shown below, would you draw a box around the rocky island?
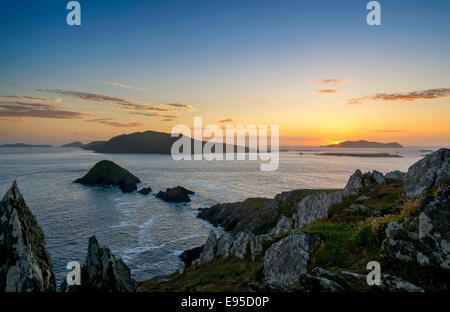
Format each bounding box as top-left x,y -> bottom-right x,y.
321,140 -> 403,148
74,160 -> 141,193
156,186 -> 195,203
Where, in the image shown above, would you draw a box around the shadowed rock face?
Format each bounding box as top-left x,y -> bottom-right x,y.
0,181 -> 55,292
74,160 -> 141,193
62,236 -> 137,292
156,186 -> 194,203
343,169 -> 386,196
404,148 -> 450,198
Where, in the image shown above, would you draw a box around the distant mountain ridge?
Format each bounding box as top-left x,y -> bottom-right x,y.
61,141 -> 84,148
0,143 -> 53,148
321,140 -> 403,148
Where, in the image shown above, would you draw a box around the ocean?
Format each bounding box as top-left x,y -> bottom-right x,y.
0,146 -> 430,285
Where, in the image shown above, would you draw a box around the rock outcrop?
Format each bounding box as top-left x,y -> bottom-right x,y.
179,246 -> 203,267
74,160 -> 141,193
293,191 -> 342,228
62,236 -> 137,292
382,184 -> 450,271
385,170 -> 406,180
343,169 -> 386,196
137,187 -> 152,195
156,186 -> 194,203
404,148 -> 450,198
263,230 -> 320,286
0,181 -> 55,292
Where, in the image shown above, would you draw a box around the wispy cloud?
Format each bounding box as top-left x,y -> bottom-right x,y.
37,89 -> 135,106
85,118 -> 143,128
219,118 -> 234,123
101,81 -> 147,92
313,79 -> 344,84
0,101 -> 88,119
370,129 -> 408,133
0,117 -> 27,123
316,89 -> 341,94
1,96 -> 62,103
155,103 -> 196,112
128,111 -> 179,118
348,88 -> 450,104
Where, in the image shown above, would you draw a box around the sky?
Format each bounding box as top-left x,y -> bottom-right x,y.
0,0 -> 449,146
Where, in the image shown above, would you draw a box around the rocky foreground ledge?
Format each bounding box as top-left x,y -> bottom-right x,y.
141,148 -> 449,292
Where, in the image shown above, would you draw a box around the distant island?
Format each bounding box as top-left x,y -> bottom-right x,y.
60,141 -> 84,148
317,152 -> 402,158
321,140 -> 403,148
0,143 -> 53,148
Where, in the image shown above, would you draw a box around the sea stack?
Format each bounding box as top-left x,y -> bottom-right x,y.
74,160 -> 141,193
0,181 -> 56,292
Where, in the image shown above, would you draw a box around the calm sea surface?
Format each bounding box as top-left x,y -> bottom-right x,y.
0,146 -> 432,285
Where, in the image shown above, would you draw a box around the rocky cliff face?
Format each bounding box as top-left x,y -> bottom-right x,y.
62,236 -> 137,292
404,148 -> 450,198
293,191 -> 342,228
0,182 -> 55,292
343,169 -> 386,196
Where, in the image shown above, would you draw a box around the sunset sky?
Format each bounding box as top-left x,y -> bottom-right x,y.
1,0 -> 449,146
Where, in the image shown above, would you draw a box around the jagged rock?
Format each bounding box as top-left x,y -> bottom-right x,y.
197,231 -> 217,264
344,170 -> 387,196
263,230 -> 320,286
156,186 -> 194,203
230,232 -> 262,260
385,170 -> 406,180
248,280 -> 289,292
293,191 -> 342,228
137,187 -> 152,195
382,184 -> 450,272
311,267 -> 350,289
381,274 -> 424,292
349,203 -> 369,214
0,181 -> 56,292
269,215 -> 293,235
216,233 -> 233,257
74,160 -> 141,193
357,195 -> 370,202
298,274 -> 345,292
404,148 -> 450,198
179,246 -> 203,267
63,236 -> 137,292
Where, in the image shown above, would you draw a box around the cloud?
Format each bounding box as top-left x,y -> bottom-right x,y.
85,118 -> 143,128
0,117 -> 27,123
1,96 -> 62,103
0,101 -> 88,119
313,79 -> 344,84
37,89 -> 135,106
348,88 -> 450,104
155,103 -> 196,112
101,81 -> 147,92
316,89 -> 341,94
128,111 -> 178,118
162,118 -> 174,122
219,118 -> 234,123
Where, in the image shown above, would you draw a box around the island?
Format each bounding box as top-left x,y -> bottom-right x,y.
0,143 -> 53,148
321,140 -> 403,148
316,152 -> 402,158
60,141 -> 84,148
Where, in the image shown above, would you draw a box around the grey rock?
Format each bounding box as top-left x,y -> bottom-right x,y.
404,148 -> 450,198
198,231 -> 217,264
293,191 -> 342,228
385,170 -> 406,180
372,170 -> 387,185
381,274 -> 425,292
230,232 -> 262,260
216,233 -> 233,257
350,203 -> 369,214
81,236 -> 137,292
311,267 -> 350,289
263,230 -> 320,286
298,274 -> 345,292
269,215 -> 293,235
248,280 -> 289,292
344,169 -> 387,196
357,195 -> 371,202
0,181 -> 56,292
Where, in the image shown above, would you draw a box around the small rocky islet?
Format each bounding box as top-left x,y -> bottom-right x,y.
1,148 -> 449,292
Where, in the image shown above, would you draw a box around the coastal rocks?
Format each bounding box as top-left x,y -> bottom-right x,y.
269,216 -> 293,235
137,187 -> 152,195
343,169 -> 386,196
293,191 -> 342,228
349,203 -> 369,214
216,233 -> 234,257
179,246 -> 203,267
63,236 -> 137,292
198,232 -> 217,264
381,274 -> 425,292
382,186 -> 450,271
298,274 -> 345,292
74,160 -> 141,193
385,170 -> 406,180
156,186 -> 194,203
230,232 -> 262,260
404,148 -> 450,198
0,181 -> 56,292
263,230 -> 320,286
